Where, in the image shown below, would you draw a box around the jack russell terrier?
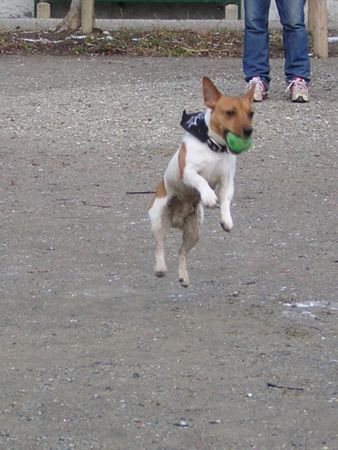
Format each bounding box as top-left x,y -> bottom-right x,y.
148,76 -> 255,287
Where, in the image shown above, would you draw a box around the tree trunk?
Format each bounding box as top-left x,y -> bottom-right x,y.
56,0 -> 96,33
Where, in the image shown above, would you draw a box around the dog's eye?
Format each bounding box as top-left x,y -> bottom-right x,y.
248,111 -> 254,119
226,110 -> 236,117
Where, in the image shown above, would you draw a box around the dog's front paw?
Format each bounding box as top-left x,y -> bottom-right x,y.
220,217 -> 233,232
201,189 -> 218,208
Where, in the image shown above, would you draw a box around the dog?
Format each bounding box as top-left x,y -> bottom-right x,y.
148,76 -> 255,287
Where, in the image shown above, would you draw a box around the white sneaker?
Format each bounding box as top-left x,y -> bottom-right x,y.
287,77 -> 310,103
247,76 -> 268,102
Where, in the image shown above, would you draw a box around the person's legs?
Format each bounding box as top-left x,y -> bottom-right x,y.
243,0 -> 271,86
275,0 -> 310,83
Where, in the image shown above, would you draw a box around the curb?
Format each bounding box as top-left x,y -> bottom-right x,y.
1,18 -> 337,33
0,18 -> 260,32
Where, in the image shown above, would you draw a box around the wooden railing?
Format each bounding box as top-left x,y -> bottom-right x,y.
36,0 -> 329,57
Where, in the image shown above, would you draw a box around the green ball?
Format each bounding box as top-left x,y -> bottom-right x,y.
226,132 -> 253,154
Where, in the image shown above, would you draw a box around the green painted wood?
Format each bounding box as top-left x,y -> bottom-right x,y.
34,0 -> 241,19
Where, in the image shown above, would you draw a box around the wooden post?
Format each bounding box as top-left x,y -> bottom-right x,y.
224,4 -> 238,20
37,2 -> 51,19
309,0 -> 328,58
308,0 -> 315,33
82,0 -> 94,34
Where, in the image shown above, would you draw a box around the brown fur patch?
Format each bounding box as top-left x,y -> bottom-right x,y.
210,96 -> 254,138
178,142 -> 187,179
156,179 -> 167,197
148,180 -> 167,209
203,77 -> 254,139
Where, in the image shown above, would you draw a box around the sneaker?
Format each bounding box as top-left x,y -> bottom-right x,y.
287,77 -> 309,103
247,76 -> 268,102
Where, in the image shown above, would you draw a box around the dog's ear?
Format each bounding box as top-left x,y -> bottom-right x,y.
244,85 -> 255,103
203,76 -> 221,109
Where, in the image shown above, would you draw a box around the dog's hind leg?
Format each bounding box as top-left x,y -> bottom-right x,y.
178,204 -> 204,287
148,181 -> 171,277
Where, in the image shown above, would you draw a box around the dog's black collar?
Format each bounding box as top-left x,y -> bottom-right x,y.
206,136 -> 228,153
180,110 -> 228,153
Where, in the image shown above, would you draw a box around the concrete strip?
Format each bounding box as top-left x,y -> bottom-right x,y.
0,17 -> 269,32
0,17 -> 337,33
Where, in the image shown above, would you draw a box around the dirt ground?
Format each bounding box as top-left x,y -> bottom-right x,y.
0,29 -> 281,57
0,55 -> 337,450
0,29 -> 337,58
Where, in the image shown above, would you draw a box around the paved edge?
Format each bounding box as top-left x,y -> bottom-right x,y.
0,18 -> 284,32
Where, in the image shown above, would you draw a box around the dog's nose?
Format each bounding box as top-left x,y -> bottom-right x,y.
243,127 -> 253,138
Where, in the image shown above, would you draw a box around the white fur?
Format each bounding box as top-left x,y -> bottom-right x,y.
149,110 -> 237,287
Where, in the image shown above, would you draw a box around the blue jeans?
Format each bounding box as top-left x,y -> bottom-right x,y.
243,0 -> 310,86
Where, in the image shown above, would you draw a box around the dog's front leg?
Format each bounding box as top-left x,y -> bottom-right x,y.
183,166 -> 218,208
218,175 -> 235,232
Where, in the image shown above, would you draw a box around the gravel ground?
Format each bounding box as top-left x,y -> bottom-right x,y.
0,55 -> 337,450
